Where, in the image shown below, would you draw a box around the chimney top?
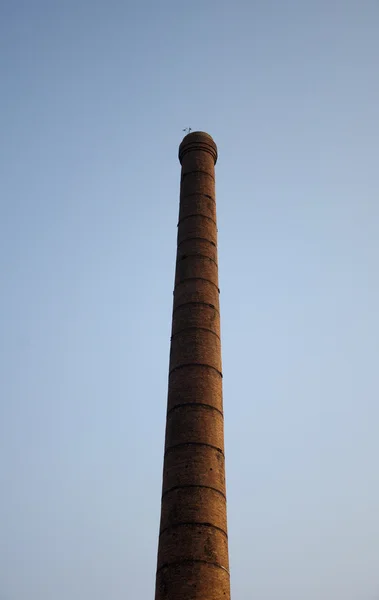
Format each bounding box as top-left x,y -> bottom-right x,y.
179,131 -> 218,165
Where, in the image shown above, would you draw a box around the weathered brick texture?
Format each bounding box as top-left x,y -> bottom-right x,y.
178,214 -> 217,246
155,132 -> 230,600
167,366 -> 223,412
156,563 -> 230,600
173,279 -> 219,311
165,405 -> 224,450
162,444 -> 226,494
160,487 -> 227,532
179,195 -> 216,222
177,238 -> 218,263
157,525 -> 229,570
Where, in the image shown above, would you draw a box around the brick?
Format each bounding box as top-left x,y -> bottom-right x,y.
155,132 -> 230,600
159,486 -> 227,533
167,366 -> 223,412
162,444 -> 226,495
155,563 -> 230,600
172,303 -> 220,337
179,194 -> 216,222
157,525 -> 229,570
165,404 -> 224,450
169,328 -> 222,373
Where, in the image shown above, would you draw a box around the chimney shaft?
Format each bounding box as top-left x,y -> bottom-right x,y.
155,132 -> 230,600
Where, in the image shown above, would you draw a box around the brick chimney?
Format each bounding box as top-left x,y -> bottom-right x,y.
155,132 -> 230,600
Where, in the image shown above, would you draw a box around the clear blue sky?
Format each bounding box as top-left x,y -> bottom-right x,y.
1,1 -> 378,598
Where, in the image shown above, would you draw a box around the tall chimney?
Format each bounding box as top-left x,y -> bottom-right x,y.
155,132 -> 230,600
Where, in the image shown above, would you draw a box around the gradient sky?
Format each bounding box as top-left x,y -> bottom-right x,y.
1,1 -> 379,599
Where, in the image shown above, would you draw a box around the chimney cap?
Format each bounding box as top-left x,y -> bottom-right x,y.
179,131 -> 218,165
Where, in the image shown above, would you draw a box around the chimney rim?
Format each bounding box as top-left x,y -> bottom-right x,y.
179,131 -> 218,165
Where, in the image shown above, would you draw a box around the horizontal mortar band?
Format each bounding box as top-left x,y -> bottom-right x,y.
180,191 -> 215,203
177,236 -> 216,248
167,403 -> 224,418
164,441 -> 224,457
169,363 -> 223,377
177,253 -> 218,267
171,326 -> 220,341
156,559 -> 230,576
181,169 -> 215,182
179,143 -> 218,164
162,484 -> 226,500
174,277 -> 220,292
173,301 -> 219,314
159,522 -> 228,538
177,213 -> 217,227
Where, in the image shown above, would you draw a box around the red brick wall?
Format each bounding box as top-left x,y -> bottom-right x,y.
155,132 -> 230,600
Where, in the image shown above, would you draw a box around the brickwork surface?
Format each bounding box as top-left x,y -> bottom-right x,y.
155,132 -> 230,600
